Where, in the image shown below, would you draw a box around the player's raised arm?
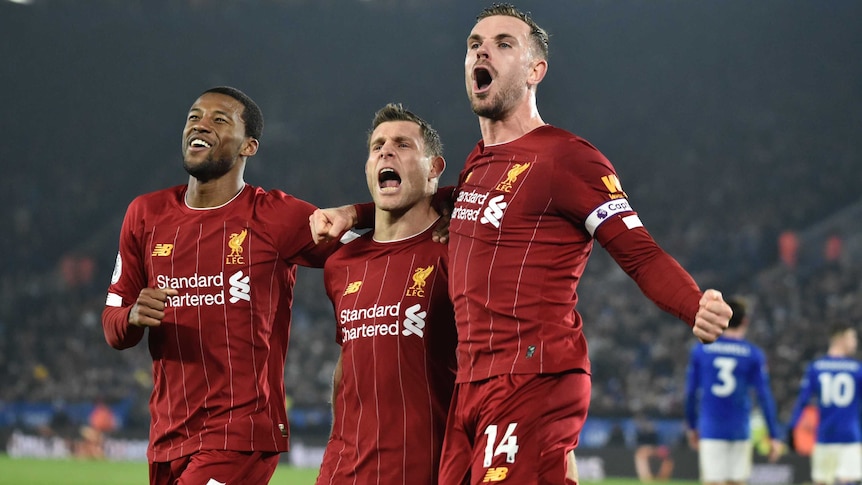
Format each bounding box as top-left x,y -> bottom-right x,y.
693,289 -> 732,343
309,205 -> 359,244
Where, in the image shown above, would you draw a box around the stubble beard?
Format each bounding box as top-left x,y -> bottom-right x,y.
183,155 -> 235,183
471,95 -> 505,120
470,85 -> 519,121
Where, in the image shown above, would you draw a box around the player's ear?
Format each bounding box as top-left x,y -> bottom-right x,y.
527,58 -> 547,87
242,137 -> 259,157
429,156 -> 445,181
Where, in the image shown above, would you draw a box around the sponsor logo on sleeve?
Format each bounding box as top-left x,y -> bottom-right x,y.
111,252 -> 122,284
600,174 -> 627,200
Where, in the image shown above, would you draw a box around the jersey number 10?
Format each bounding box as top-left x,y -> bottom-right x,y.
818,372 -> 855,407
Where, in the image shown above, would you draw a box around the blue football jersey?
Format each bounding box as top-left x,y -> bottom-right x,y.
789,356 -> 862,444
685,336 -> 781,441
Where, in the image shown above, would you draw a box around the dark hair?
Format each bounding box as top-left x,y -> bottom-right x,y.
368,103 -> 443,158
830,322 -> 855,339
202,86 -> 264,140
727,297 -> 747,329
477,3 -> 549,60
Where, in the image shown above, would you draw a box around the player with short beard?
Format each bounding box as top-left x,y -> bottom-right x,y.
102,86 -> 337,485
310,5 -> 733,484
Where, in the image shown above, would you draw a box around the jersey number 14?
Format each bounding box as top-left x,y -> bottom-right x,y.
483,423 -> 520,467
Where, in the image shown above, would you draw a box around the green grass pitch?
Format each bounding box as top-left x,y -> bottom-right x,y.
0,454 -> 700,485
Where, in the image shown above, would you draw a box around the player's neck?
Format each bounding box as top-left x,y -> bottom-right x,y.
826,346 -> 847,358
186,176 -> 245,209
479,99 -> 545,146
373,203 -> 439,242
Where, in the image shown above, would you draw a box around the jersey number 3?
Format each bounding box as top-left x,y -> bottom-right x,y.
711,357 -> 738,397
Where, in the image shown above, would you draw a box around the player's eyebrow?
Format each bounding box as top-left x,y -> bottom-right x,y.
467,32 -> 519,45
188,107 -> 235,121
370,135 -> 414,148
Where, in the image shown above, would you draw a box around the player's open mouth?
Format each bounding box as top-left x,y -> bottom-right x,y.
188,138 -> 212,149
378,167 -> 401,193
473,66 -> 493,93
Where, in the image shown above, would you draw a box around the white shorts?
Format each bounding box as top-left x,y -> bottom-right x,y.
699,439 -> 752,482
811,442 -> 862,483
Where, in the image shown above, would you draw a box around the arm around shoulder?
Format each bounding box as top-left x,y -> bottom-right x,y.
309,204 -> 361,244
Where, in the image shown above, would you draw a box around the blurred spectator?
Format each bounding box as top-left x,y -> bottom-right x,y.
824,232 -> 843,266
778,230 -> 800,270
633,415 -> 674,482
790,404 -> 818,457
76,400 -> 117,459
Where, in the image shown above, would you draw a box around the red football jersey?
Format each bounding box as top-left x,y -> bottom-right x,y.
450,125 -> 676,382
103,184 -> 332,462
316,223 -> 456,485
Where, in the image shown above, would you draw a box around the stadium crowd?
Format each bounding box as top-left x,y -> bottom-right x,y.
1,0 -> 861,445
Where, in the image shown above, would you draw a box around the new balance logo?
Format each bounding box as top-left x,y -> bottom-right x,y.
401,303 -> 426,338
482,467 -> 509,482
480,195 -> 507,228
344,281 -> 362,295
152,244 -> 174,256
228,270 -> 250,303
